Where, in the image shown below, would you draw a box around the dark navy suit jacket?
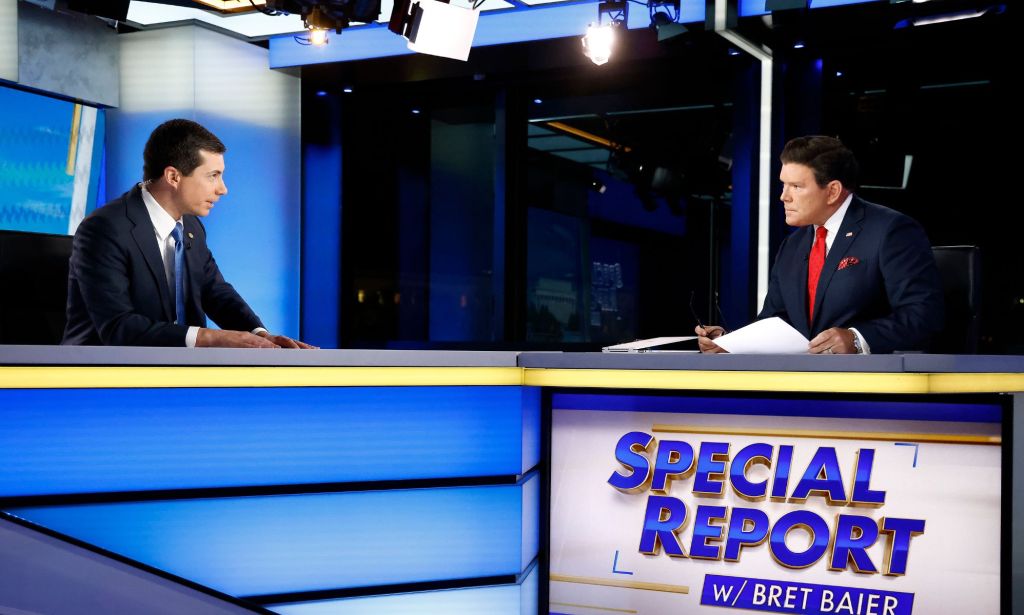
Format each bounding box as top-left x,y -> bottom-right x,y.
62,185 -> 263,346
758,196 -> 943,354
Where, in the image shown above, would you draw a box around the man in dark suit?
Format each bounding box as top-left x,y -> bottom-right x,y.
697,136 -> 943,354
63,119 -> 312,348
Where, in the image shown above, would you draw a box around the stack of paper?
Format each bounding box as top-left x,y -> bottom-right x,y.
713,317 -> 810,354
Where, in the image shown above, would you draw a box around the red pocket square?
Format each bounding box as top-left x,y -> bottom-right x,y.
837,256 -> 860,270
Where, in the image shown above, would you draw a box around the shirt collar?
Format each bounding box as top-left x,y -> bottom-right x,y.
817,193 -> 854,238
140,182 -> 181,240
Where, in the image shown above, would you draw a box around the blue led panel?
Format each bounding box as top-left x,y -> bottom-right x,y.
271,565 -> 538,614
0,386 -> 539,497
11,478 -> 538,597
0,86 -> 104,234
552,393 -> 1002,423
740,0 -> 881,17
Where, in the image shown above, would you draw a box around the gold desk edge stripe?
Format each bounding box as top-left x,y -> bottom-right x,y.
2,367 -> 1020,393
523,369 -> 928,393
526,369 -> 1024,394
549,601 -> 639,614
651,424 -> 1001,445
550,573 -> 689,594
0,366 -> 523,389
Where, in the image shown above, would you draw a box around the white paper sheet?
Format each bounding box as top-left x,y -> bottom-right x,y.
713,317 -> 810,354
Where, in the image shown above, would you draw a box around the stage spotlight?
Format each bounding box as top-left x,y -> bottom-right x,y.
582,23 -> 617,66
389,0 -> 480,61
308,26 -> 328,45
269,1 -> 382,39
648,0 -> 687,42
582,0 -> 627,65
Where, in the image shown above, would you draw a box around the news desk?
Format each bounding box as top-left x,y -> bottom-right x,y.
0,348 -> 1021,615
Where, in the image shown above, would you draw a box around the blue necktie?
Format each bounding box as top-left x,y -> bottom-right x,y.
170,222 -> 186,325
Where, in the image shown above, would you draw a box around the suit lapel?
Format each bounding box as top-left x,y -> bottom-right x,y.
810,197 -> 865,331
126,186 -> 175,322
183,218 -> 203,318
785,227 -> 813,336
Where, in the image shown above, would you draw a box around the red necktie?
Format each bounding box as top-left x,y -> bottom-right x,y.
807,226 -> 827,323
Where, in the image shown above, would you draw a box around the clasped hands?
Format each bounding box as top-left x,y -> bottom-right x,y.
695,325 -> 857,354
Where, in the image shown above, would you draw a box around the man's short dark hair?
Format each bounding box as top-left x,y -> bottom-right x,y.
143,119 -> 226,182
780,135 -> 860,191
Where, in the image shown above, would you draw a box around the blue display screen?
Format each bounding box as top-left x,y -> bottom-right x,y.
11,478 -> 537,597
552,392 -> 1002,423
0,84 -> 104,234
0,386 -> 538,498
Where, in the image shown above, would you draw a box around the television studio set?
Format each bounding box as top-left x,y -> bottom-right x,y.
0,0 -> 1021,613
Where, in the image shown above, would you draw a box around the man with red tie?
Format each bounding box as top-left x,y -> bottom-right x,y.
697,136 -> 943,354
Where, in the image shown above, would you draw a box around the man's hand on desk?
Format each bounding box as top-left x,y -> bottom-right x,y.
256,331 -> 317,349
695,325 -> 728,354
808,327 -> 857,354
197,328 -> 279,348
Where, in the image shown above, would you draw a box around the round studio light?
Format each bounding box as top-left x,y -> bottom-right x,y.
582,23 -> 616,66
308,27 -> 328,46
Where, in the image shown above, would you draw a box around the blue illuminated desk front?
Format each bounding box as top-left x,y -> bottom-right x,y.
0,347 -> 1021,615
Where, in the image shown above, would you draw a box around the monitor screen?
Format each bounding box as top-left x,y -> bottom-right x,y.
0,84 -> 105,235
548,391 -> 1002,615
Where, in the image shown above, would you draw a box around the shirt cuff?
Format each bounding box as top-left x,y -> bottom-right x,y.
185,326 -> 199,348
849,327 -> 872,355
252,327 -> 268,336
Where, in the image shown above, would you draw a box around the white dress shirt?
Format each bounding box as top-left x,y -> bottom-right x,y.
140,184 -> 200,348
813,193 -> 871,354
140,184 -> 267,347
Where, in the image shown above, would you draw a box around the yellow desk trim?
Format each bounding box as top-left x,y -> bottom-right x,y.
523,369 -> 932,394
550,573 -> 689,595
0,366 -> 524,389
928,373 -> 1024,393
1,366 -> 1020,393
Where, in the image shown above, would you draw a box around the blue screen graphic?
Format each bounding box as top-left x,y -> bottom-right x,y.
11,480 -> 535,597
0,386 -> 539,497
0,85 -> 104,234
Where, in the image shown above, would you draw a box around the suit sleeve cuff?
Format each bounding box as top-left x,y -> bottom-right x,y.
185,326 -> 199,348
849,327 -> 872,355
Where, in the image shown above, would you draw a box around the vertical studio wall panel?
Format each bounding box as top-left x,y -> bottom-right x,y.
108,26 -> 301,337
0,0 -> 17,83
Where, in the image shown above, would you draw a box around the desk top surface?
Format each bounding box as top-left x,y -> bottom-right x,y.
1,347 -> 1021,393
1,345 -> 1021,373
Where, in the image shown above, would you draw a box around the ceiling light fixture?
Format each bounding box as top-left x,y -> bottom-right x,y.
308,26 -> 328,45
388,0 -> 481,61
267,1 -> 382,39
648,0 -> 687,42
582,0 -> 627,66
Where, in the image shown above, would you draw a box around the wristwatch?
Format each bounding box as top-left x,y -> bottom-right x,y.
850,330 -> 863,354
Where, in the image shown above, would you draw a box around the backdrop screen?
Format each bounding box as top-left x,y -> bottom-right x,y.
0,84 -> 104,235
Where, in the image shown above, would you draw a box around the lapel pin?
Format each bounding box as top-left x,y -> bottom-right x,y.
188,232 -> 194,239
845,232 -> 854,237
